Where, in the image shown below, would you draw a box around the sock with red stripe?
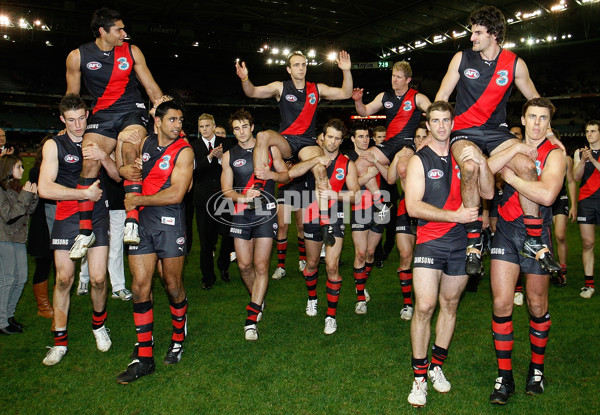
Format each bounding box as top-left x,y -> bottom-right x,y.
354,267 -> 367,302
245,302 -> 262,326
77,177 -> 96,236
53,329 -> 68,347
92,308 -> 107,330
303,269 -> 318,300
170,298 -> 187,343
298,236 -> 306,261
492,314 -> 514,381
429,344 -> 448,369
584,275 -> 594,288
326,279 -> 342,318
365,261 -> 374,277
412,356 -> 429,380
276,238 -> 287,269
398,269 -> 413,306
465,219 -> 482,248
123,180 -> 142,225
523,215 -> 543,238
515,277 -> 523,294
133,301 -> 154,363
529,312 -> 551,374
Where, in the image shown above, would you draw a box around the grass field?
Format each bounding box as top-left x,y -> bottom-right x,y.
1,157 -> 599,414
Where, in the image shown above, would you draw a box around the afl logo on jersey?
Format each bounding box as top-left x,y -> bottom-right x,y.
464,68 -> 480,79
86,62 -> 102,70
285,94 -> 298,102
117,57 -> 130,71
176,237 -> 185,245
233,159 -> 246,168
142,153 -> 150,162
335,168 -> 345,181
384,101 -> 394,109
427,169 -> 444,179
308,93 -> 317,105
159,155 -> 171,170
64,154 -> 80,163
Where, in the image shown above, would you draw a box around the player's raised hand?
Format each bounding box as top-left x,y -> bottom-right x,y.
337,51 -> 351,71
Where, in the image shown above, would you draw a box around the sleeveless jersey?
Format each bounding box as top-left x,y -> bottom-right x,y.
381,88 -> 421,140
140,134 -> 191,227
415,146 -> 463,244
498,139 -> 558,226
279,80 -> 319,138
79,42 -> 144,113
453,48 -> 517,131
228,144 -> 275,212
52,133 -> 107,220
578,149 -> 600,201
304,153 -> 350,222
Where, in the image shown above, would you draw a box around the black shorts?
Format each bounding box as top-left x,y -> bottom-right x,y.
489,188 -> 503,218
128,223 -> 186,258
86,107 -> 148,140
577,198 -> 600,225
304,213 -> 345,242
283,134 -> 317,159
351,207 -> 385,233
229,208 -> 278,240
552,194 -> 569,217
413,235 -> 467,276
277,181 -> 308,207
50,212 -> 109,250
490,219 -> 552,275
375,137 -> 414,162
450,126 -> 512,156
395,200 -> 416,235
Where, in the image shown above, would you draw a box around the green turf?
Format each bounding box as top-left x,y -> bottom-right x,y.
2,158 -> 599,414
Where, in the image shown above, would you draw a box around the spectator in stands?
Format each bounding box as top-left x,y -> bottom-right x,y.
0,128 -> 15,155
0,154 -> 39,334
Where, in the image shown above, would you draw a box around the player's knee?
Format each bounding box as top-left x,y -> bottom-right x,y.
399,253 -> 413,268
325,262 -> 339,277
56,274 -> 74,290
461,160 -> 479,181
354,249 -> 366,264
237,262 -> 253,275
515,156 -> 537,180
414,299 -> 436,318
492,296 -> 513,317
397,163 -> 408,180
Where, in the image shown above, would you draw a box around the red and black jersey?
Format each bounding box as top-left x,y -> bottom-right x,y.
415,146 -> 463,244
578,149 -> 600,201
228,144 -> 275,213
140,133 -> 190,226
304,153 -> 350,222
499,139 -> 558,226
453,48 -> 517,131
381,88 -> 421,140
79,41 -> 144,113
279,80 -> 319,139
52,133 -> 107,220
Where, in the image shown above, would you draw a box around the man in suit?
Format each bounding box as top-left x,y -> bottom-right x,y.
192,113 -> 233,290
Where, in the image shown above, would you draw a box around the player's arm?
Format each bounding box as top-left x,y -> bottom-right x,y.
255,146 -> 291,184
572,148 -> 586,182
416,93 -> 432,113
341,160 -> 361,205
434,52 -> 462,102
487,141 -> 537,175
38,139 -> 102,201
514,58 -> 540,101
501,149 -> 566,206
65,49 -> 81,95
318,51 -> 353,100
288,155 -> 331,179
565,155 -> 578,220
353,90 -> 384,116
82,143 -> 121,182
234,60 -> 283,99
131,45 -> 163,104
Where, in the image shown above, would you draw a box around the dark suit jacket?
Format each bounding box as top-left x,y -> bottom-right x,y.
191,135 -> 230,207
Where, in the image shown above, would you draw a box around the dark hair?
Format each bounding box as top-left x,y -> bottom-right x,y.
91,7 -> 122,38
416,121 -> 427,131
155,100 -> 183,120
468,6 -> 506,45
522,97 -> 556,118
0,154 -> 23,192
228,109 -> 254,130
585,120 -> 600,130
322,119 -> 346,137
286,51 -> 306,68
59,94 -> 87,116
426,101 -> 455,121
351,123 -> 369,138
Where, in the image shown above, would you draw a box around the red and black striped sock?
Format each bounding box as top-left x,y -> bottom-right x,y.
303,269 -> 318,300
515,277 -> 523,294
585,275 -> 594,288
53,329 -> 68,347
412,356 -> 429,380
77,177 -> 96,236
245,302 -> 262,326
123,180 -> 142,225
430,344 -> 448,369
326,278 -> 342,318
466,219 -> 482,247
92,308 -> 107,330
365,261 -> 374,277
523,215 -> 543,238
276,238 -> 287,269
354,266 -> 367,302
133,301 -> 154,363
492,314 -> 514,381
170,298 -> 187,343
529,312 -> 551,374
398,268 -> 413,306
298,236 -> 306,261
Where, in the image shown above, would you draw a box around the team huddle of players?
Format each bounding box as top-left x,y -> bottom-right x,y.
36,5 -> 599,408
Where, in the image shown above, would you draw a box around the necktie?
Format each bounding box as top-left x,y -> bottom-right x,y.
208,141 -> 213,153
